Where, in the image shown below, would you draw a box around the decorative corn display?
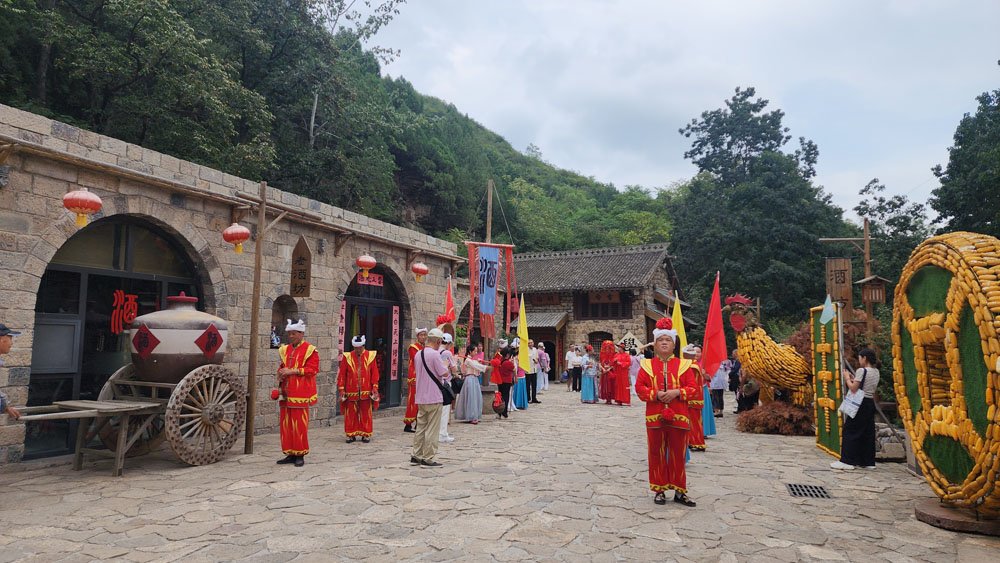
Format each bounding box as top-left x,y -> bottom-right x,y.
893,231 -> 1000,518
725,295 -> 814,407
811,303 -> 844,458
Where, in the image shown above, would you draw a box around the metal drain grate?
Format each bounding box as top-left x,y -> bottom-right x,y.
786,483 -> 831,499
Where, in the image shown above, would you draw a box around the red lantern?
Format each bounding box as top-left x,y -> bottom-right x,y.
222,222 -> 251,254
62,188 -> 103,227
411,261 -> 429,282
356,253 -> 377,279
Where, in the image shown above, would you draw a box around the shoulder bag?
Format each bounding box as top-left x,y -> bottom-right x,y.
420,350 -> 455,406
838,369 -> 867,419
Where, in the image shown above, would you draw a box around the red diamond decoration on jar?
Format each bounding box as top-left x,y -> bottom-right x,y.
195,324 -> 223,360
132,324 -> 160,360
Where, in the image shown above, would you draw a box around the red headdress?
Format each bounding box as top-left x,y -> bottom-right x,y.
599,340 -> 615,364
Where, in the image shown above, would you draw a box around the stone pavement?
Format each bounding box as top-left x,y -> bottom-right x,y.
0,388 -> 998,562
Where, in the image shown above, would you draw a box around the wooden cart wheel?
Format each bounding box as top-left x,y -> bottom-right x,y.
165,365 -> 246,465
97,364 -> 167,457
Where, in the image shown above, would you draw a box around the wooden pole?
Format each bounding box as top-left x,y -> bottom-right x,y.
486,179 -> 494,244
244,180 -> 267,454
863,218 -> 874,337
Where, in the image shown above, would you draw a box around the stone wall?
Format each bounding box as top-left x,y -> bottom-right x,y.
0,104 -> 459,464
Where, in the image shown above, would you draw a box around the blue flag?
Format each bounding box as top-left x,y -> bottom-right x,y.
477,246 -> 499,315
819,294 -> 836,325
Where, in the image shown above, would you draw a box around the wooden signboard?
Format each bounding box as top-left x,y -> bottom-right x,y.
529,293 -> 560,306
291,236 -> 311,297
589,290 -> 620,304
825,258 -> 852,306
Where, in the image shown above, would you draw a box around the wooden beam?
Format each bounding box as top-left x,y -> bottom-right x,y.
334,233 -> 354,256
406,250 -> 420,270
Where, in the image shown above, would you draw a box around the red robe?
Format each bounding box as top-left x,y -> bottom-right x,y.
687,364 -> 706,451
403,342 -> 422,425
278,341 -> 319,456
635,356 -> 698,494
613,352 -> 632,405
338,349 -> 380,438
489,351 -> 503,385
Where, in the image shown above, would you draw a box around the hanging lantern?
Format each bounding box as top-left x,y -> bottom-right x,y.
411,261 -> 429,282
356,253 -> 377,279
62,188 -> 103,227
222,222 -> 251,254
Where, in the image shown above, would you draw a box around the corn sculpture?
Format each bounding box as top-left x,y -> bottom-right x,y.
893,231 -> 1000,517
725,295 -> 813,407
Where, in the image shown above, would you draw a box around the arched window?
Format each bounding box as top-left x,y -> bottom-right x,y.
588,331 -> 613,353
270,295 -> 299,348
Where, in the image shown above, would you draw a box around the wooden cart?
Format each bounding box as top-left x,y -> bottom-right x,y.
19,363 -> 245,476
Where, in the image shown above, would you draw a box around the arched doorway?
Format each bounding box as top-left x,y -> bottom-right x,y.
342,265 -> 407,409
28,217 -> 205,458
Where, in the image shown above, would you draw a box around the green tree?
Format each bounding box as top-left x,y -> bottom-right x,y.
854,178 -> 934,291
930,86 -> 1000,238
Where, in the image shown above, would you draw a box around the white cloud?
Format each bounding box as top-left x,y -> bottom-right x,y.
376,0 -> 998,220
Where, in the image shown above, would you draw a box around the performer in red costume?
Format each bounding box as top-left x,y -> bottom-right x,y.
338,335 -> 380,443
683,344 -> 706,452
598,340 -> 615,404
276,319 -> 319,467
404,327 -> 428,432
613,341 -> 632,406
489,338 -> 509,385
635,318 -> 699,507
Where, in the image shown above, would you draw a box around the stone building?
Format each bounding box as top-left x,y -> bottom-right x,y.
0,104 -> 462,464
512,244 -> 693,377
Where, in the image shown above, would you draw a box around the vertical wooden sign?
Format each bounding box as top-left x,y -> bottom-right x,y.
291,236 -> 312,297
335,300 -> 346,356
825,258 -> 852,306
391,306 -> 400,381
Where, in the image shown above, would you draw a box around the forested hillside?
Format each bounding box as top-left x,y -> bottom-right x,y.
6,0 -> 977,327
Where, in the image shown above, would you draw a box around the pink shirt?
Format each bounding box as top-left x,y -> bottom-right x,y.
414,346 -> 449,405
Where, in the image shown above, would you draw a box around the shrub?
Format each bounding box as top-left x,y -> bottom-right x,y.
736,402 -> 814,436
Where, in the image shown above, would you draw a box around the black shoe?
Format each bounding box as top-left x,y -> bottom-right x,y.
403,425 -> 415,433
653,492 -> 667,505
361,437 -> 370,443
276,455 -> 296,465
715,413 -> 723,418
673,493 -> 696,507
346,437 -> 357,443
410,456 -> 422,465
420,460 -> 442,467
293,456 -> 305,467
502,413 -> 508,418
531,400 -> 541,404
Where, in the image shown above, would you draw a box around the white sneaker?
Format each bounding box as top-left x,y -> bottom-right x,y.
861,465 -> 876,470
830,461 -> 855,470
439,436 -> 455,443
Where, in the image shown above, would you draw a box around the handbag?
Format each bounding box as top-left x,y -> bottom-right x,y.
492,391 -> 505,414
419,350 -> 455,406
451,375 -> 463,395
838,369 -> 867,419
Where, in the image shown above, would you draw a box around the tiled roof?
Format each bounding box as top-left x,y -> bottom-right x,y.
508,312 -> 569,331
515,244 -> 670,292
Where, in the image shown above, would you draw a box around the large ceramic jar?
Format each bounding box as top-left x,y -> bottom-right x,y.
128,293 -> 228,384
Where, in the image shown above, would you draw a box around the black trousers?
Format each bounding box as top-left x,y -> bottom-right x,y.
736,392 -> 759,413
498,383 -> 512,416
571,367 -> 582,391
710,389 -> 724,411
526,372 -> 538,402
840,397 -> 877,467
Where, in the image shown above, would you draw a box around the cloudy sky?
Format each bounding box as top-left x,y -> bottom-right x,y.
376,0 -> 999,222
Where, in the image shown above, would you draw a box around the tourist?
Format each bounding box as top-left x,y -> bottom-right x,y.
526,339 -> 541,404
472,342 -> 485,362
404,327 -> 428,433
566,345 -> 583,391
337,335 -> 380,444
729,349 -> 742,411
682,344 -> 706,452
710,354 -> 732,417
736,368 -> 760,413
831,348 -> 881,470
454,343 -> 486,424
496,348 -> 515,418
598,340 -> 615,404
276,319 -> 318,468
696,345 -> 716,438
411,328 -> 449,467
0,324 -> 22,419
580,345 -> 598,403
629,347 -> 642,397
512,339 -> 529,410
438,333 -> 457,443
635,318 -> 698,507
536,342 -> 550,393
613,341 -> 632,406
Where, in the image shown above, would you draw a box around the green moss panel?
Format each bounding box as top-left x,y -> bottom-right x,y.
959,305 -> 989,438
923,434 -> 975,485
906,266 -> 952,317
899,326 -> 921,423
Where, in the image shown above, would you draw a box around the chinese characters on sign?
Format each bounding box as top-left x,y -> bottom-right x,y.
290,236 -> 312,297
391,306 -> 400,381
357,272 -> 384,287
618,331 -> 640,352
110,289 -> 139,335
825,258 -> 853,308
589,291 -> 620,304
336,301 -> 347,356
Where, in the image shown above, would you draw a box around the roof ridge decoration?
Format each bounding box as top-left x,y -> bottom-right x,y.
515,243 -> 669,261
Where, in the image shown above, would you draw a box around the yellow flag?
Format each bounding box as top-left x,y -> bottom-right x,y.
671,291 -> 688,350
517,294 -> 531,371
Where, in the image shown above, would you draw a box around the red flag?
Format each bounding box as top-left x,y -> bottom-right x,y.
701,272 -> 728,378
443,276 -> 456,323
